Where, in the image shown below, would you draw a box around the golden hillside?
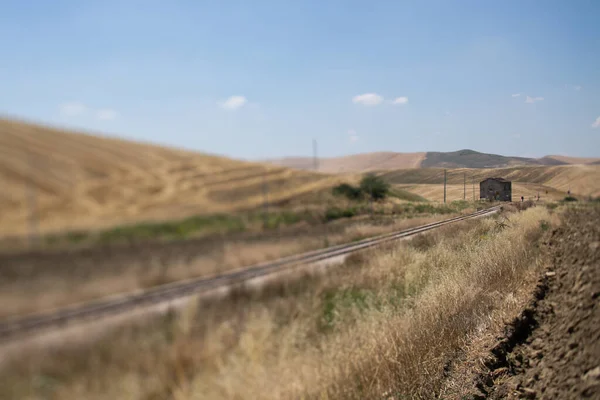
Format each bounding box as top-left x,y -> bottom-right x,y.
544,155 -> 600,165
267,152 -> 427,173
0,118 -> 341,237
268,150 -> 599,172
381,166 -> 600,201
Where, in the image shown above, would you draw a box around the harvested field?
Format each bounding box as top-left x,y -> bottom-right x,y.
0,118 -> 346,238
0,205 -> 556,399
381,166 -> 600,198
394,182 -> 566,203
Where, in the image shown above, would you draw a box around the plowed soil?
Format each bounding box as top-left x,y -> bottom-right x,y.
455,205 -> 600,399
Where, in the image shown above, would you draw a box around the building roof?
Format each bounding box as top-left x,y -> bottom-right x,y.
480,177 -> 510,183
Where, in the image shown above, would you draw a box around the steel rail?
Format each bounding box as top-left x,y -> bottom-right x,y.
0,206 -> 500,342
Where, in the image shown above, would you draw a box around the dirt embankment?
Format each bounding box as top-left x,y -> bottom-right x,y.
456,205 -> 600,399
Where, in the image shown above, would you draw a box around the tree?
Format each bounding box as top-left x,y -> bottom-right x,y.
359,174 -> 390,200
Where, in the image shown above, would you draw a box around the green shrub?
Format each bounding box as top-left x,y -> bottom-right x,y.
332,183 -> 363,200
563,196 -> 578,202
359,174 -> 390,200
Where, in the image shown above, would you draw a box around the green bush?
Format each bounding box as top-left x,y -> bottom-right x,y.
332,183 -> 363,200
359,174 -> 390,200
563,196 -> 578,202
332,175 -> 390,201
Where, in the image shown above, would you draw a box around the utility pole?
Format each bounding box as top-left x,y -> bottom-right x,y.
442,169 -> 447,204
312,138 -> 319,171
27,151 -> 39,248
262,168 -> 269,227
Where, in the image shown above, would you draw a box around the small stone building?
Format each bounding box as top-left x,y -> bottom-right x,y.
480,178 -> 512,202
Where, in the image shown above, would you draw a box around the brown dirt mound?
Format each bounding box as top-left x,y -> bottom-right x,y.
461,205 -> 600,399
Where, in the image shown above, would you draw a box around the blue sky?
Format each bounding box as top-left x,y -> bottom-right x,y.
1,0 -> 599,160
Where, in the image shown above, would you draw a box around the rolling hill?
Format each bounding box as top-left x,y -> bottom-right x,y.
2,117 -> 598,238
0,118 -> 344,238
266,152 -> 426,172
380,166 -> 600,200
267,149 -> 600,173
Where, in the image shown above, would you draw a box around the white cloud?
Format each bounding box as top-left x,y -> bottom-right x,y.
352,93 -> 383,106
513,133 -> 521,138
96,109 -> 118,121
219,95 -> 248,110
592,116 -> 600,129
348,129 -> 359,143
59,102 -> 87,116
511,93 -> 521,97
525,96 -> 544,103
392,96 -> 409,105
566,84 -> 582,91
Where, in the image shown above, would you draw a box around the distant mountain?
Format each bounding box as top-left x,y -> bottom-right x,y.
265,149 -> 599,173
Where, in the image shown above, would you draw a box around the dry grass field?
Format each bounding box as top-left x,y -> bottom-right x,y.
0,213 -> 456,318
545,155 -> 600,165
1,205 -> 557,399
382,165 -> 600,200
394,182 -> 566,203
0,118 -> 348,238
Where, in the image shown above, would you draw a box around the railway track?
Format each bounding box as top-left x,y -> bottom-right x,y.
0,206 -> 500,344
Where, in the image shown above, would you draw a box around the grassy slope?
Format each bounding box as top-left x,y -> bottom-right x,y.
1,212 -> 461,318
1,206 -> 556,399
381,165 -> 600,198
545,155 -> 600,165
0,118 -> 344,237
